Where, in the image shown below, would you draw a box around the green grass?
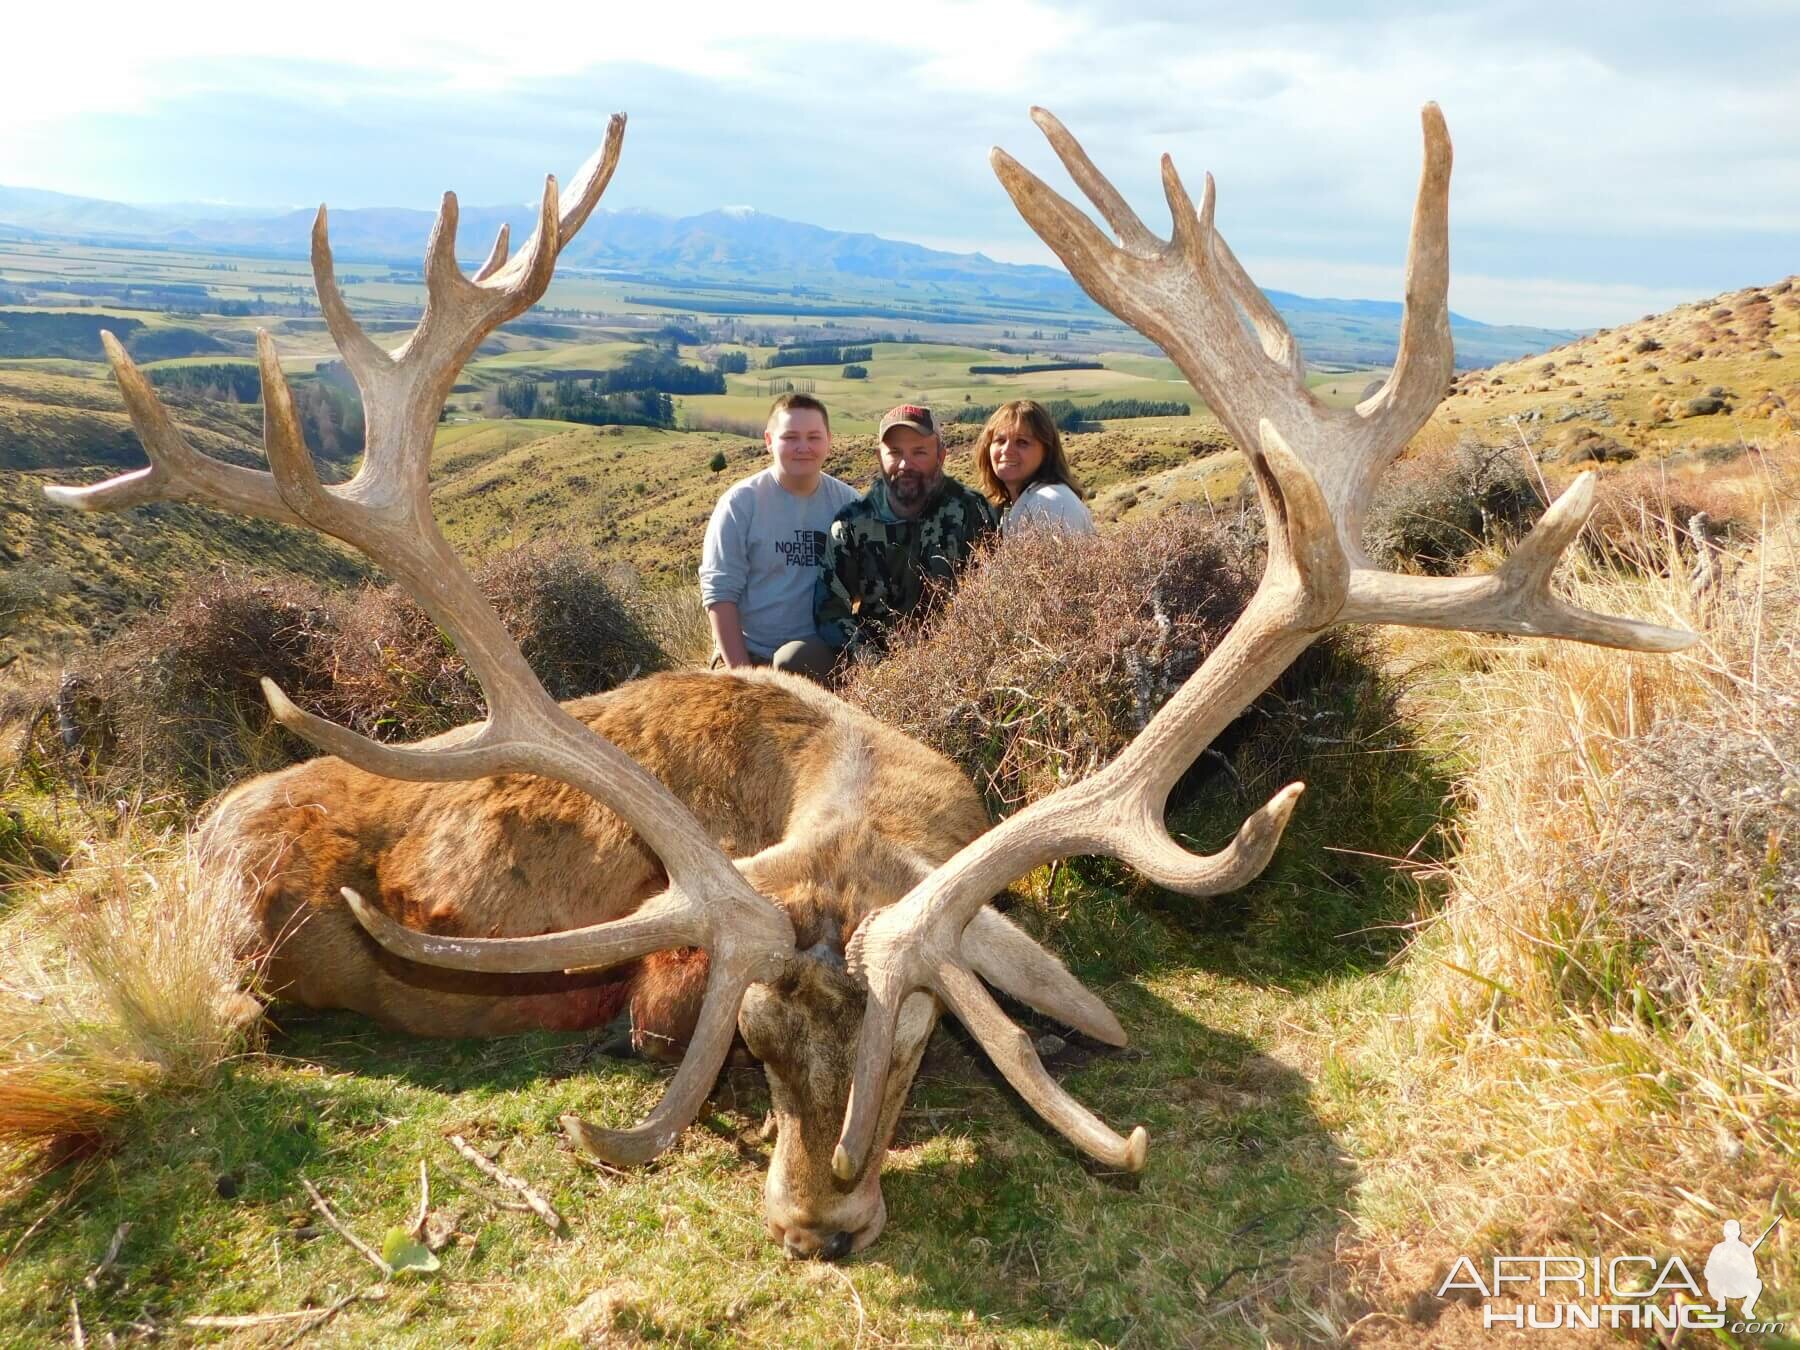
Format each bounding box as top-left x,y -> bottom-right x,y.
0,835 -> 1432,1344
0,960 -> 1351,1344
691,342 -> 1204,434
470,341 -> 649,372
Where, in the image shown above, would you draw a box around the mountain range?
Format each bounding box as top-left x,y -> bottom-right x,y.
0,185 -> 1579,366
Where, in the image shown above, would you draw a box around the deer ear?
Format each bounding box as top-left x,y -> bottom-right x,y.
736,838 -> 810,891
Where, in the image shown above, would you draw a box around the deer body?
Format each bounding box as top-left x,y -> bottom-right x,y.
202,669 -> 988,1043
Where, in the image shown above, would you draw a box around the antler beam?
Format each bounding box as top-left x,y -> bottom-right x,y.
833,103 -> 1697,1182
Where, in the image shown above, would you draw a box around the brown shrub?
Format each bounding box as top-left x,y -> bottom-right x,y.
1585,469 -> 1750,574
843,510 -> 1263,811
321,540 -> 665,742
15,543 -> 668,805
34,573 -> 343,797
1362,437 -> 1544,573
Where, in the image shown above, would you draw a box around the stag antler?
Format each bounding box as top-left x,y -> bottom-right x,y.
45,117 -> 802,1167
828,103 -> 1697,1182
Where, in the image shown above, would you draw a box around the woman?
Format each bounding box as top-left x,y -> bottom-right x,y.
974,399 -> 1095,535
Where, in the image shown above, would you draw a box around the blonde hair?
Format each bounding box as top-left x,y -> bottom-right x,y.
973,399 -> 1086,506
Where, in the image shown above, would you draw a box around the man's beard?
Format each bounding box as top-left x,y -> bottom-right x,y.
885,466 -> 943,511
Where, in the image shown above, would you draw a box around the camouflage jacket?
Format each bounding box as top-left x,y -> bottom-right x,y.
814,475 -> 998,654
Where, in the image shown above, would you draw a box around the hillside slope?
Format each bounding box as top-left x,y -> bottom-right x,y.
1445,275 -> 1798,459
1,367 -> 369,660
9,272 -> 1793,666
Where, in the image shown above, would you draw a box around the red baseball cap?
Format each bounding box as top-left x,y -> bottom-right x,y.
878,404 -> 938,444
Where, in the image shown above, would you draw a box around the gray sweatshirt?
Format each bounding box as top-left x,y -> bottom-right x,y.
699,467 -> 860,657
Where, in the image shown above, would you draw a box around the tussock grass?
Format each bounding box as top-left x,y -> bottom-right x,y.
1585,456 -> 1759,572
1335,453 -> 1799,1309
0,830 -> 258,1182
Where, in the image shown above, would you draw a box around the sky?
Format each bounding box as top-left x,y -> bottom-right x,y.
4,0 -> 1796,328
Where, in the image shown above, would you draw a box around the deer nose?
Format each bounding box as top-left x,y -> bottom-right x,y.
782,1228 -> 854,1262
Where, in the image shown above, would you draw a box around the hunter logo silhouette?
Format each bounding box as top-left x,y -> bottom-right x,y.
1705,1216 -> 1780,1317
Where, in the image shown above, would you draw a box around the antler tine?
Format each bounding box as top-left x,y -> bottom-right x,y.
1353,103 -> 1454,459
348,879 -> 752,1171
561,959 -> 756,1166
961,909 -> 1126,1045
989,148 -> 1159,326
44,332 -> 302,523
1160,160 -> 1313,394
554,113 -> 626,249
257,331 -> 365,538
342,886 -> 699,974
1028,105 -> 1160,256
310,207 -> 394,391
832,963 -> 906,1181
1342,472 -> 1697,650
933,962 -> 1147,1171
1160,156 -> 1213,271
421,188 -> 474,310
1211,230 -> 1306,383
473,222 -> 511,283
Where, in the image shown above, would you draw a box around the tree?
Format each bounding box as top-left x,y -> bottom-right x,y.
842,364 -> 868,380
709,450 -> 729,472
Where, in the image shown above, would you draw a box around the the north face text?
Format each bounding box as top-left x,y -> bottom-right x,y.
775,529 -> 828,567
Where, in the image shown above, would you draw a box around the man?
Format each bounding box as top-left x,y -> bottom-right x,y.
699,393 -> 858,680
811,403 -> 997,663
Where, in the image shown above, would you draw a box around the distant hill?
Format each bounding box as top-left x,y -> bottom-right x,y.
0,186 -> 1576,368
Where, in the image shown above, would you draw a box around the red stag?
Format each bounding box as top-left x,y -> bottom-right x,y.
46,104 -> 1692,1258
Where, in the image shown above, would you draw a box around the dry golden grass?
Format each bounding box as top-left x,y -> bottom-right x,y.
636,581 -> 715,667
1332,444 -> 1799,1309
0,830 -> 259,1183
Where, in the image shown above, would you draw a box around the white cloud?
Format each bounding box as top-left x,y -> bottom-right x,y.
6,0 -> 1796,328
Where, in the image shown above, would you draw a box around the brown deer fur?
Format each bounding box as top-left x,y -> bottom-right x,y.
202,668 -> 990,1043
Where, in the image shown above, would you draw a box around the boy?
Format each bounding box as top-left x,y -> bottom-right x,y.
699,394 -> 857,679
